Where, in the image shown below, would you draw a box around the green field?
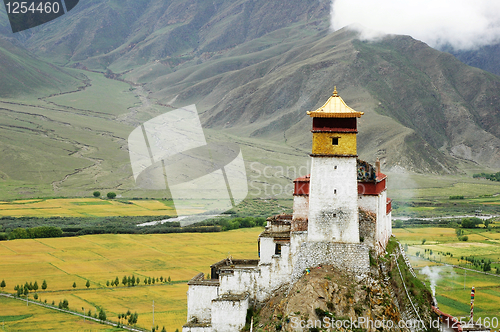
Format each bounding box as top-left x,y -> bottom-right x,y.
0,228 -> 262,331
394,227 -> 500,322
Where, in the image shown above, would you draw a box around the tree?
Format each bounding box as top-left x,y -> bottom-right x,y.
93,191 -> 101,198
136,277 -> 140,285
98,308 -> 107,321
115,277 -> 119,286
144,278 -> 147,285
394,220 -> 403,228
41,280 -> 47,290
160,276 -> 163,282
87,309 -> 92,317
122,276 -> 127,286
461,217 -> 483,228
72,282 -> 76,289
33,281 -> 38,292
168,276 -> 171,283
128,312 -> 138,325
86,280 -> 90,288
148,277 -> 151,285
107,192 -> 117,199
23,286 -> 28,296
422,239 -> 426,245
0,279 -> 5,290
34,293 -> 38,300
106,280 -> 110,287
152,277 -> 155,284
162,327 -> 167,332
132,276 -> 136,286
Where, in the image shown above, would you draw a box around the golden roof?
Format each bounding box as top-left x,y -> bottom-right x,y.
307,87 -> 364,118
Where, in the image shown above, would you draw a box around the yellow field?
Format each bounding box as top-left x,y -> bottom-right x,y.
0,198 -> 179,217
0,296 -> 121,331
0,228 -> 262,331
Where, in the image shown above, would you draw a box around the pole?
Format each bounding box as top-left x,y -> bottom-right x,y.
470,286 -> 475,323
464,270 -> 466,290
152,300 -> 155,329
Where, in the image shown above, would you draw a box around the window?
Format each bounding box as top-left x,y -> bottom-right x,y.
332,137 -> 339,145
275,243 -> 282,256
334,166 -> 337,170
334,189 -> 337,194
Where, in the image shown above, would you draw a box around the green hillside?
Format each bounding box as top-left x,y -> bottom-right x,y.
0,0 -> 499,199
0,38 -> 81,98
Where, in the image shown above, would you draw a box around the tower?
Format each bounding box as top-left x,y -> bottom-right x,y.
307,87 -> 364,243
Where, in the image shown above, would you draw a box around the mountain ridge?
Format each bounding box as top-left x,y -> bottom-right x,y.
0,0 -> 500,197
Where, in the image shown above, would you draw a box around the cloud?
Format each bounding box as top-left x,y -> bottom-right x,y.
330,0 -> 500,50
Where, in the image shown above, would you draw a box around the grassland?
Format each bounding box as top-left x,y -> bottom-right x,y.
394,227 -> 500,323
0,228 -> 262,331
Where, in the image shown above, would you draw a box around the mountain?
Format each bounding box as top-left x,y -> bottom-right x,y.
1,0 -> 500,198
144,29 -> 500,172
0,37 -> 82,98
447,44 -> 500,76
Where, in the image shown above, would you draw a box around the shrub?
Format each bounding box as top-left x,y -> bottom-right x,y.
107,192 -> 117,199
93,191 -> 101,197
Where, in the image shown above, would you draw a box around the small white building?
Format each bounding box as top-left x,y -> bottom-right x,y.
183,88 -> 392,332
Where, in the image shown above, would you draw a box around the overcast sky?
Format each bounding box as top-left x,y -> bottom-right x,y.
330,0 -> 500,50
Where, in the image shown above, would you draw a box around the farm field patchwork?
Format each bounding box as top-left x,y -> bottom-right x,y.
395,227 -> 500,323
0,228 -> 262,331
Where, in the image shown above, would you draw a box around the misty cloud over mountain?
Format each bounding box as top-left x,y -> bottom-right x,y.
331,0 -> 500,50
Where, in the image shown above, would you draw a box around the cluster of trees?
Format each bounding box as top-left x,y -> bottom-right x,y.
215,216 -> 266,231
151,326 -> 167,332
7,226 -> 63,240
461,256 -> 494,272
13,280 -> 47,297
118,310 -> 138,325
92,191 -> 117,199
473,172 -> 500,182
416,249 -> 454,259
0,213 -> 269,241
105,275 -> 172,287
460,217 -> 483,228
58,299 -> 69,310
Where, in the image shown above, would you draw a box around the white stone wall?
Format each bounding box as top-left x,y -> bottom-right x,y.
186,284 -> 219,323
219,269 -> 257,297
257,243 -> 292,301
291,242 -> 370,282
376,190 -> 388,253
292,195 -> 309,220
358,190 -> 392,254
182,327 -> 212,332
358,194 -> 378,214
259,237 -> 276,264
211,297 -> 249,332
308,157 -> 359,243
290,232 -> 308,268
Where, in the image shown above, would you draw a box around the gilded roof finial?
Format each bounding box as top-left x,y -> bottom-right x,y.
333,86 -> 338,97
